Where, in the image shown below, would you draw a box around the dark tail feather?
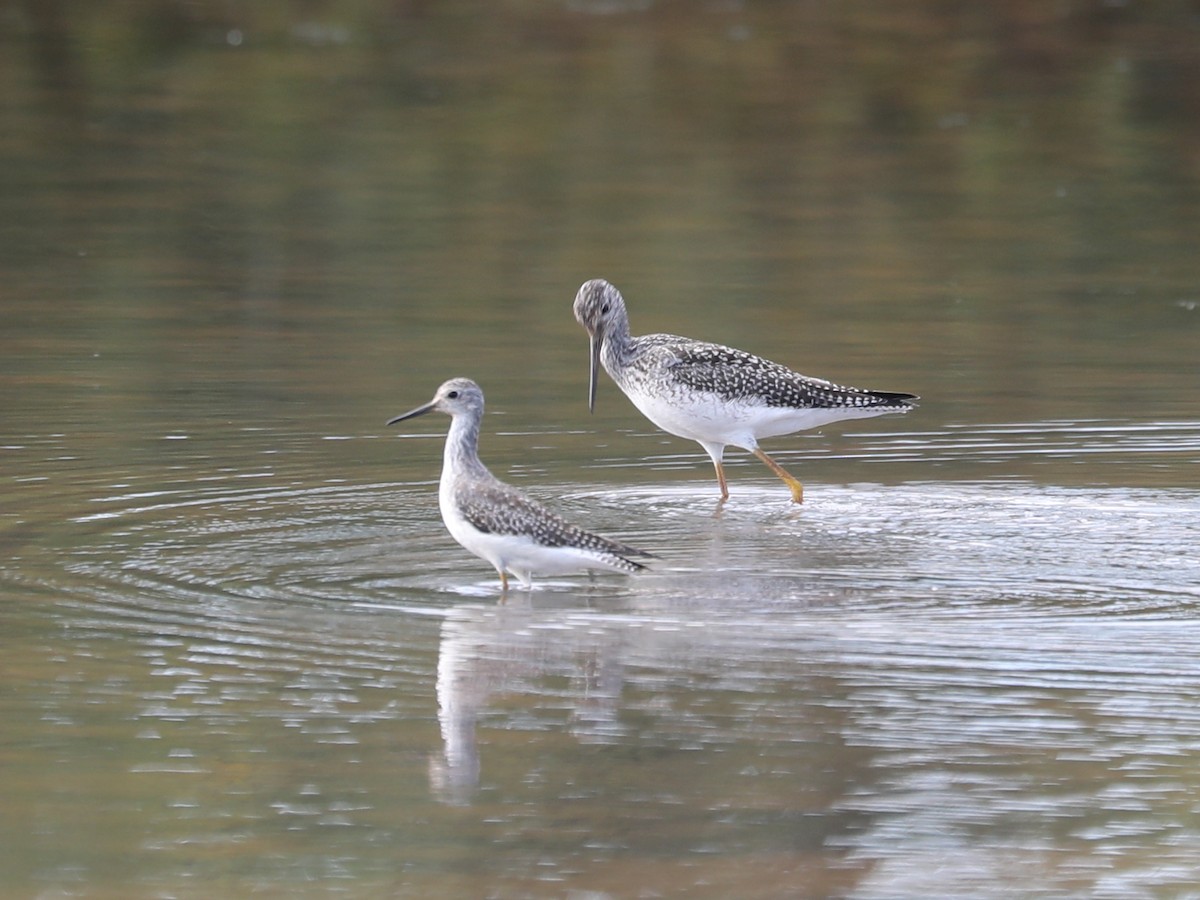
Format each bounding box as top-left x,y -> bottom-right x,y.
865,390 -> 919,409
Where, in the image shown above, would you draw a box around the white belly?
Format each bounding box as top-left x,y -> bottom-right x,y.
627,388 -> 897,450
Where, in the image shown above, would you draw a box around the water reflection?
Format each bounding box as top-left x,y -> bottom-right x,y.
425,597 -> 1200,894
4,413 -> 1200,895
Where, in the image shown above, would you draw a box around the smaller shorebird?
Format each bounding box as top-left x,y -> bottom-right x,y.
573,279 -> 919,503
387,378 -> 652,591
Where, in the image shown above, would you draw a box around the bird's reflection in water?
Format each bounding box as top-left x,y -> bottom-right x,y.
428,598 -> 627,805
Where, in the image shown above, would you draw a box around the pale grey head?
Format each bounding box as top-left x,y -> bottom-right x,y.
572,278 -> 630,413
386,377 -> 485,426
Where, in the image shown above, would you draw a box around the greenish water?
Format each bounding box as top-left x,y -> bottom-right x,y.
3,3 -> 1200,897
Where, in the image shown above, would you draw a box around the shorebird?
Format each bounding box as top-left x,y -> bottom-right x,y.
387,378 -> 652,591
573,279 -> 919,503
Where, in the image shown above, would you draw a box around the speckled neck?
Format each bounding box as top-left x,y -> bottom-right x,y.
442,408 -> 490,481
600,306 -> 638,376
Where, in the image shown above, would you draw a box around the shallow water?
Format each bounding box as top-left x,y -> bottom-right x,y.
7,420 -> 1200,896
5,3 -> 1200,897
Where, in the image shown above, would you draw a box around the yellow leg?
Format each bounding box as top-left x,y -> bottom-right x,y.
752,448 -> 804,503
498,570 -> 509,593
712,459 -> 730,501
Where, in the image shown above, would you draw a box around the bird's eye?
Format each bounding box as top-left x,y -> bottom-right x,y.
447,390 -> 459,399
600,304 -> 610,315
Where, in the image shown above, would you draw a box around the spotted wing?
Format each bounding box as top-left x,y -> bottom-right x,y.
455,479 -> 652,565
658,338 -> 919,411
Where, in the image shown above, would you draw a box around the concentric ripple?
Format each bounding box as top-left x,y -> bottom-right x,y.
5,418 -> 1200,897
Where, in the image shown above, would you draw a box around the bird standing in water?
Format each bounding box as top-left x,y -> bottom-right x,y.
573,279 -> 919,503
388,378 -> 652,591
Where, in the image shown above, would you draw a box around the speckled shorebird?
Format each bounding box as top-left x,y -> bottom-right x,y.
573,279 -> 919,504
387,378 -> 652,591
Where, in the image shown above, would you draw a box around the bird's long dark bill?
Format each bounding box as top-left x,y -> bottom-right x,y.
587,333 -> 600,413
386,401 -> 436,426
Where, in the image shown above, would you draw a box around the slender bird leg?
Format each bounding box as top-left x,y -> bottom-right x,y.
752,448 -> 805,504
712,459 -> 730,501
498,570 -> 509,594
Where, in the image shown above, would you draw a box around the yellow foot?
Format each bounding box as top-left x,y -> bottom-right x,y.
783,477 -> 804,504
713,460 -> 730,502
752,448 -> 804,504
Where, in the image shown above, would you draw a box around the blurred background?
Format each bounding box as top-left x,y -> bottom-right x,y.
5,0 -> 1198,439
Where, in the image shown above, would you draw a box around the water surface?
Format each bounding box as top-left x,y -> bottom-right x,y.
4,3 -> 1200,897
